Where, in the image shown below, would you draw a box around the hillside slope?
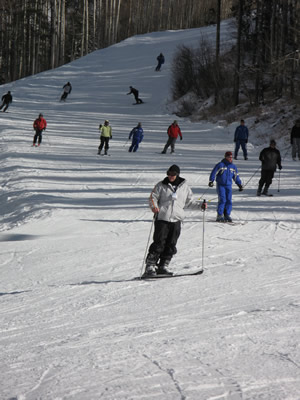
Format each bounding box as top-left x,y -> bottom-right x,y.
0,20 -> 300,400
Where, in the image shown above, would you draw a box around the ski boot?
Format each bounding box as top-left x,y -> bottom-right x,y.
142,253 -> 158,277
257,184 -> 263,196
157,259 -> 173,275
224,214 -> 232,223
216,214 -> 225,222
262,185 -> 269,195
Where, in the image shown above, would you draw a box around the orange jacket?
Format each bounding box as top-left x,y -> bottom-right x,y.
167,124 -> 182,139
33,117 -> 47,131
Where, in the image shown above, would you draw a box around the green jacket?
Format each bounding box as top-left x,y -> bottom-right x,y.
100,125 -> 112,138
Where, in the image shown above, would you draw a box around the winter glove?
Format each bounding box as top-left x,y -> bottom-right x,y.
180,136 -> 183,140
234,139 -> 236,142
279,165 -> 282,170
245,139 -> 248,143
99,124 -> 102,130
208,181 -> 214,187
238,184 -> 243,191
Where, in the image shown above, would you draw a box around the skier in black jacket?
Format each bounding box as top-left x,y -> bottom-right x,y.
257,139 -> 282,196
290,119 -> 300,160
0,91 -> 12,112
127,86 -> 143,104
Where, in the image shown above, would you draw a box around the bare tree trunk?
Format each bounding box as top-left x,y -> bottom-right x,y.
215,0 -> 221,105
233,0 -> 243,106
255,0 -> 263,106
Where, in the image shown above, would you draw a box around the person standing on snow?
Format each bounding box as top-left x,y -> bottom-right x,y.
290,119 -> 300,160
98,120 -> 112,155
128,122 -> 144,152
60,82 -> 72,101
234,119 -> 249,160
0,91 -> 12,112
143,164 -> 207,277
127,86 -> 143,104
257,139 -> 282,196
209,151 -> 243,222
33,113 -> 47,146
155,53 -> 165,71
161,120 -> 182,154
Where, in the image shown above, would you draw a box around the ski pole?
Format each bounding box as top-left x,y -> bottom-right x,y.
243,165 -> 261,188
201,200 -> 207,271
278,169 -> 281,192
123,138 -> 129,147
140,214 -> 156,278
44,131 -> 51,147
198,186 -> 210,201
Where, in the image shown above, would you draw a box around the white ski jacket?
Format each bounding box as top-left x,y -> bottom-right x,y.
149,177 -> 198,222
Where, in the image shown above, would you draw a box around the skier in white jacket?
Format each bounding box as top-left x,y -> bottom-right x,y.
143,164 -> 207,277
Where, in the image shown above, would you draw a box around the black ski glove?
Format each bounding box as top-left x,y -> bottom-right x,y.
208,181 -> 214,187
238,184 -> 243,191
200,200 -> 207,211
180,137 -> 183,140
279,165 -> 282,170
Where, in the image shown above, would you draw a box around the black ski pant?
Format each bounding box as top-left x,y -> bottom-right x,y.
162,137 -> 177,153
134,95 -> 143,104
0,101 -> 10,112
60,92 -> 69,101
33,129 -> 43,145
148,220 -> 181,263
258,169 -> 274,191
98,136 -> 110,153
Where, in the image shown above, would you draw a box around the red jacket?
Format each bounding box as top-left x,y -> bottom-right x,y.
167,123 -> 182,139
33,117 -> 47,131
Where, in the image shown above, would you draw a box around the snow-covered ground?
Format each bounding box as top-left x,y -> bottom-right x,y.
1,20 -> 300,400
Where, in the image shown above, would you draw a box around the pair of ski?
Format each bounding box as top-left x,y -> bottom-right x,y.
139,268 -> 204,280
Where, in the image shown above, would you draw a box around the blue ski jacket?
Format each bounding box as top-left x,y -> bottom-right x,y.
129,126 -> 144,142
234,125 -> 249,141
209,159 -> 242,186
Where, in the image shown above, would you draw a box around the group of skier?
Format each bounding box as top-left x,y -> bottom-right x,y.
143,137 -> 283,277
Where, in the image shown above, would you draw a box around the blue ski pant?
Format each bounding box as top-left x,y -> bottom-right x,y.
217,184 -> 232,216
234,140 -> 247,158
129,138 -> 140,152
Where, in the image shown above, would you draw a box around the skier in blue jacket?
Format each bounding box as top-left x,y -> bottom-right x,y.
234,119 -> 249,160
128,122 -> 144,152
209,151 -> 243,222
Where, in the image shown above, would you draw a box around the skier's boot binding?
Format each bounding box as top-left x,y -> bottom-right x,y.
157,259 -> 173,275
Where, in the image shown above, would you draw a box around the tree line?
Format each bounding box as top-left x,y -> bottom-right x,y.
0,0 -> 234,84
171,0 -> 300,114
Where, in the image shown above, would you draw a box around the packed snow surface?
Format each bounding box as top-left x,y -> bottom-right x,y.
1,20 -> 300,400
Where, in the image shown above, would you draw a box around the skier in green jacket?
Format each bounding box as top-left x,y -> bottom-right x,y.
98,120 -> 112,155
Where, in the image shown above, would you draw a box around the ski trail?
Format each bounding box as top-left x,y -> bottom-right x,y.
143,354 -> 187,400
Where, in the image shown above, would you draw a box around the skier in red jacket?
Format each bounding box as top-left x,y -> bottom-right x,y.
33,113 -> 47,146
161,120 -> 182,154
